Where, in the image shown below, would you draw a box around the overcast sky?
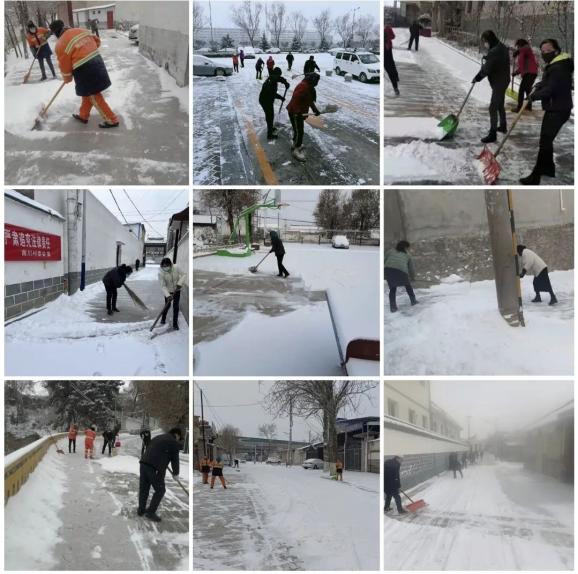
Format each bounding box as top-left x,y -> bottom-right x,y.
197,0 -> 379,29
193,381 -> 379,442
431,380 -> 573,440
92,188 -> 189,240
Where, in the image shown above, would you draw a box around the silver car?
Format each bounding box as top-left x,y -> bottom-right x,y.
302,458 -> 324,469
193,54 -> 233,77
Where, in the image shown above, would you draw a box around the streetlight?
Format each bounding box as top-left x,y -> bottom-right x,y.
350,7 -> 360,48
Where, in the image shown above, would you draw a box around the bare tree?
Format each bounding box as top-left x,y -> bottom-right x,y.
334,13 -> 352,48
267,1 -> 287,48
200,189 -> 261,235
216,425 -> 240,464
132,381 -> 189,430
258,423 -> 277,457
232,0 -> 263,48
356,15 -> 375,49
313,9 -> 332,49
265,381 -> 377,475
193,3 -> 205,37
289,11 -> 307,46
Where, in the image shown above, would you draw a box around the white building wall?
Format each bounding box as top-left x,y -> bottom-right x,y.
384,426 -> 468,456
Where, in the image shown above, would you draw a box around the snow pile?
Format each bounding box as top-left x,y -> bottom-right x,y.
96,454 -> 140,475
384,141 -> 470,182
5,449 -> 67,570
384,270 -> 573,375
384,117 -> 445,140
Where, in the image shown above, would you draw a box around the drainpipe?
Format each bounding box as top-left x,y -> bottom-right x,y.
80,189 -> 87,290
66,190 -> 80,295
173,222 -> 182,263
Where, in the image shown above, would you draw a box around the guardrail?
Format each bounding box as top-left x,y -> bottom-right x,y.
5,433 -> 67,503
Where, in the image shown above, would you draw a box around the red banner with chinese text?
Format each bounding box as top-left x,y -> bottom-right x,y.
4,223 -> 62,261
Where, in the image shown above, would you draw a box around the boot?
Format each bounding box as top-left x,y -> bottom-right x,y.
531,294 -> 542,303
520,172 -> 541,185
99,121 -> 120,129
384,506 -> 391,512
390,304 -> 398,313
398,508 -> 408,515
173,324 -> 179,330
144,512 -> 162,522
480,130 -> 497,143
113,307 -> 120,312
549,295 -> 558,305
542,164 -> 556,178
292,146 -> 306,162
394,88 -> 400,96
137,508 -> 145,517
410,299 -> 419,306
107,309 -> 113,315
73,114 -> 88,124
497,125 -> 507,134
284,272 -> 290,278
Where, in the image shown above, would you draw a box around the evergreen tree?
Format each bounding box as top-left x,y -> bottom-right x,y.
319,37 -> 330,52
259,32 -> 270,52
291,35 -> 301,52
221,34 -> 235,49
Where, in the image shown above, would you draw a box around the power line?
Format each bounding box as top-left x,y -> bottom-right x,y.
109,189 -> 129,224
123,189 -> 165,237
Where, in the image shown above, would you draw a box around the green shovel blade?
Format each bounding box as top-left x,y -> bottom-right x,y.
437,114 -> 458,139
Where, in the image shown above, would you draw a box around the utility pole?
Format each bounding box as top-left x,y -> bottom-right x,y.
80,190 -> 87,290
287,398 -> 293,467
200,386 -> 206,456
467,416 -> 471,442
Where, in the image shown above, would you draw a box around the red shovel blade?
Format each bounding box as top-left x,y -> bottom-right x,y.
406,499 -> 427,512
477,145 -> 501,185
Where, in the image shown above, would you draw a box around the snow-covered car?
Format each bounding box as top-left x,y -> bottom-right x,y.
239,46 -> 256,59
269,47 -> 281,54
266,456 -> 282,465
302,458 -> 324,469
193,55 -> 233,77
332,235 -> 350,249
128,24 -> 139,42
334,50 -> 380,83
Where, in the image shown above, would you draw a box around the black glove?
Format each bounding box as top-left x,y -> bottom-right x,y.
519,270 -> 527,279
314,110 -> 321,116
472,72 -> 483,83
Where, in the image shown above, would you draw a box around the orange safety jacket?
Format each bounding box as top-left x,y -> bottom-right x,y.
84,428 -> 97,445
55,28 -> 101,82
336,461 -> 343,470
26,27 -> 50,48
211,460 -> 224,469
200,457 -> 210,469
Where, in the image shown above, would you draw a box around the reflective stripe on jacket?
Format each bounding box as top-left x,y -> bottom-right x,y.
55,28 -> 101,79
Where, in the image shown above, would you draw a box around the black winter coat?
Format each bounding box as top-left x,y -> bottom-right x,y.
286,53 -> 294,63
102,265 -> 128,289
269,231 -> 285,256
409,22 -> 421,37
384,457 -> 401,494
531,55 -> 574,112
303,59 -> 320,74
259,75 -> 289,106
449,452 -> 461,471
255,58 -> 264,71
73,53 -> 111,97
480,42 -> 510,88
140,432 -> 181,476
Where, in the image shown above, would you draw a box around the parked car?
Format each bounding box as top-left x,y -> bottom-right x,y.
266,456 -> 282,465
193,54 -> 233,77
332,235 -> 350,249
128,23 -> 139,43
302,458 -> 324,469
238,46 -> 256,59
333,50 -> 380,83
269,47 -> 281,54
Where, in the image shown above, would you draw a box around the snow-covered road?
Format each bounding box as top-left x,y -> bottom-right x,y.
384,460 -> 573,570
384,270 -> 573,375
193,52 -> 379,185
193,243 -> 380,376
5,31 -> 189,185
5,266 -> 189,376
193,463 -> 379,570
5,433 -> 189,571
384,29 -> 574,185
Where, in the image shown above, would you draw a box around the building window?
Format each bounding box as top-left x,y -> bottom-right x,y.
422,415 -> 428,429
431,420 -> 437,432
387,399 -> 398,418
408,409 -> 416,424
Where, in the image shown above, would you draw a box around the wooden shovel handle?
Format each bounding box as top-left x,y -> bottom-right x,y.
494,98 -> 529,159
40,81 -> 66,118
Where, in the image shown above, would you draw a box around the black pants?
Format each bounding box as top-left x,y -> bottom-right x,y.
260,100 -> 275,137
389,285 -> 416,310
385,491 -> 403,512
532,110 -> 571,176
453,468 -> 463,478
408,34 -> 419,51
289,112 -> 305,147
233,63 -> 239,72
69,438 -> 76,453
256,68 -> 262,79
533,267 -> 556,298
517,73 -> 537,111
489,87 -> 507,130
384,49 -> 399,90
240,59 -> 244,68
38,56 -> 56,79
102,439 -> 113,456
138,464 -> 166,514
276,254 -> 289,276
161,289 -> 181,328
385,268 -> 416,310
287,60 -> 293,71
105,284 -> 118,312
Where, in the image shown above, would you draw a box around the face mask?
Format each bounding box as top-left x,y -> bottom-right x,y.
542,51 -> 556,64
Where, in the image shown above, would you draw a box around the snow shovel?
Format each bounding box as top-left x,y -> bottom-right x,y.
437,82 -> 475,140
506,59 -> 518,101
22,52 -> 40,84
149,298 -> 173,332
400,489 -> 427,512
123,284 -> 149,311
249,251 -> 271,273
275,86 -> 288,128
478,99 -> 529,185
32,81 -> 66,130
303,104 -> 339,128
169,468 -> 189,496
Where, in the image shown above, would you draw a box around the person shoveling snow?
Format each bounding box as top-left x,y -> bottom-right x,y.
102,264 -> 133,315
48,20 -> 119,128
269,230 -> 290,278
259,67 -> 290,141
157,258 -> 187,331
25,21 -> 57,82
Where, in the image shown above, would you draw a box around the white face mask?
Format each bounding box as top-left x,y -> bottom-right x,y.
161,266 -> 171,272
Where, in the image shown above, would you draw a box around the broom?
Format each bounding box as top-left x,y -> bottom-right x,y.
123,284 -> 149,310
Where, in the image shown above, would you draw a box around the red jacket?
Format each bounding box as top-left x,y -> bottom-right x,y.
68,426 -> 78,440
515,45 -> 538,76
287,79 -> 316,114
84,428 -> 96,445
232,54 -> 239,64
267,56 -> 275,70
384,26 -> 395,51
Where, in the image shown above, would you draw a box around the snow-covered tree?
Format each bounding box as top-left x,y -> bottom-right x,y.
200,189 -> 261,236
289,11 -> 307,47
267,2 -> 287,48
259,32 -> 270,51
344,190 -> 379,233
290,35 -> 301,52
221,34 -> 235,49
232,0 -> 263,48
131,380 -> 189,430
313,9 -> 332,50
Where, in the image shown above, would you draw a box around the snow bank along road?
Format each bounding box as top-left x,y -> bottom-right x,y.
384,270 -> 573,375
5,31 -> 188,185
194,463 -> 379,571
5,433 -> 189,571
384,29 -> 573,185
193,243 -> 380,376
5,266 -> 189,376
193,52 -> 379,185
384,461 -> 573,570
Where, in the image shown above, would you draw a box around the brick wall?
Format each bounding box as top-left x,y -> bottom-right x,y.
5,275 -> 66,320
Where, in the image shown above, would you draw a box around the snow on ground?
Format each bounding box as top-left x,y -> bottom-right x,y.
384,461 -> 573,570
5,448 -> 67,570
193,243 -> 380,376
384,116 -> 445,139
194,464 -> 379,571
5,266 -> 188,376
193,52 -> 379,185
384,270 -> 573,375
5,31 -> 188,185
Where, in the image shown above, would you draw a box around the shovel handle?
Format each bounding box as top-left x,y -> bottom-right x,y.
493,98 -> 529,159
40,81 -> 66,118
456,82 -> 476,118
400,489 -> 415,503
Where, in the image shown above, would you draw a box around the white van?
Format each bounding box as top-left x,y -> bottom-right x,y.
333,50 -> 380,83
